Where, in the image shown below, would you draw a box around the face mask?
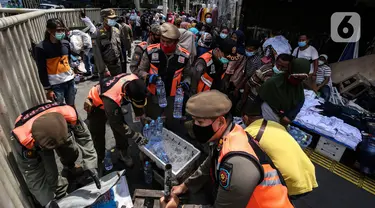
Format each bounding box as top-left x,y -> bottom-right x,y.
206,18 -> 212,24
298,41 -> 307,47
107,19 -> 117,26
55,32 -> 65,40
272,65 -> 284,74
193,123 -> 216,144
219,57 -> 229,64
245,51 -> 254,57
318,60 -> 325,65
220,33 -> 228,39
161,42 -> 176,54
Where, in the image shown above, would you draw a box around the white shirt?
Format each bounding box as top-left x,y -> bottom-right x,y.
292,46 -> 319,74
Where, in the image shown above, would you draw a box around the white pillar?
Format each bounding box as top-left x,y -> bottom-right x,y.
185,0 -> 190,13
134,0 -> 140,11
163,0 -> 168,14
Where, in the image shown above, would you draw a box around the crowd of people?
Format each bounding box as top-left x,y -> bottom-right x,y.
11,8 -> 331,208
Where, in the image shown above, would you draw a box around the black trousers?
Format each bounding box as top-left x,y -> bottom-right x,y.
87,98 -> 130,163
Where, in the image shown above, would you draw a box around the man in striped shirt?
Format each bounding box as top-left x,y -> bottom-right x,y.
315,54 -> 332,101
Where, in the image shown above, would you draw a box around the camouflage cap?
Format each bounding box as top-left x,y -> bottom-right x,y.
160,23 -> 180,40
101,8 -> 117,18
32,112 -> 69,149
150,24 -> 161,36
186,90 -> 232,118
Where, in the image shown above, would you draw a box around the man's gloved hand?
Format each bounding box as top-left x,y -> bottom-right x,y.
147,74 -> 158,85
180,82 -> 190,92
85,168 -> 101,189
134,132 -> 148,146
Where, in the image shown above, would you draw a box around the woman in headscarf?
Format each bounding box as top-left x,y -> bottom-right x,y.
180,22 -> 191,30
197,32 -> 213,57
231,30 -> 246,55
259,58 -> 310,126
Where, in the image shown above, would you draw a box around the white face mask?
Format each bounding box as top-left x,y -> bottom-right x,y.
318,60 -> 325,65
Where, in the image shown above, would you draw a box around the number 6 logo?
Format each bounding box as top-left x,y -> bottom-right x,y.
331,12 -> 361,43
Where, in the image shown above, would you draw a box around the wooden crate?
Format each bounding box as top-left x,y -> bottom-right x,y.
133,189 -> 164,208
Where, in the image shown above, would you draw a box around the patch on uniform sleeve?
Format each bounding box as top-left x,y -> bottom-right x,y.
196,63 -> 205,72
219,162 -> 233,190
178,56 -> 185,63
72,120 -> 85,133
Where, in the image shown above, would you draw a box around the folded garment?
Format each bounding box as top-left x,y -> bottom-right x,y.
335,133 -> 361,149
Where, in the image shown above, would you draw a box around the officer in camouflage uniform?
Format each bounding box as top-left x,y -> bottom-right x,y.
92,9 -> 125,78
130,24 -> 161,73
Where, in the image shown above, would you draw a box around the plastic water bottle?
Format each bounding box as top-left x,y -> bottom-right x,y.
104,149 -> 113,171
144,161 -> 153,184
156,77 -> 167,108
143,124 -> 150,139
156,117 -> 163,137
150,120 -> 156,138
173,86 -> 184,119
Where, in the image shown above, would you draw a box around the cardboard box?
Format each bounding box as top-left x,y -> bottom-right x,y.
315,136 -> 346,162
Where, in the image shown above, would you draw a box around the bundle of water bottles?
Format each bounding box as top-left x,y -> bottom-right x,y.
156,77 -> 184,118
143,117 -> 170,163
287,125 -> 313,149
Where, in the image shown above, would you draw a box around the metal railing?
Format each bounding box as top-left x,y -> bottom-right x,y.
0,8 -> 105,208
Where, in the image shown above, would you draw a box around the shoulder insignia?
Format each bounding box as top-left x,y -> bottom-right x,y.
219,162 -> 233,191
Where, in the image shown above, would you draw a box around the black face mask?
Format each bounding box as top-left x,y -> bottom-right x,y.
193,123 -> 216,144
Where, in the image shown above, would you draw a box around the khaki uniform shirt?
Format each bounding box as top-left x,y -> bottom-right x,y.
11,119 -> 97,206
183,125 -> 261,208
92,25 -> 124,76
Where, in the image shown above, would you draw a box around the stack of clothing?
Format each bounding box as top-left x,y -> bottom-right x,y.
295,90 -> 362,149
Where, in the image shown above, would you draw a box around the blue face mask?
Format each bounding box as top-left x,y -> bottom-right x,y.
55,32 -> 65,40
245,51 -> 254,57
272,65 -> 284,74
220,33 -> 228,39
298,41 -> 307,47
107,19 -> 117,27
206,18 -> 212,24
219,57 -> 229,64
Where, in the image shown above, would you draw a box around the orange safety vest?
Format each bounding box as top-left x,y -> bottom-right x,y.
197,50 -> 225,93
12,103 -> 78,149
101,73 -> 139,106
216,124 -> 293,208
87,84 -> 104,110
146,43 -> 190,96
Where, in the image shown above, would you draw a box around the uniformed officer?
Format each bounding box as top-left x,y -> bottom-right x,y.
130,24 -> 161,73
92,9 -> 125,78
163,90 -> 293,208
134,23 -> 191,130
191,39 -> 237,94
84,73 -> 148,168
11,103 -> 100,207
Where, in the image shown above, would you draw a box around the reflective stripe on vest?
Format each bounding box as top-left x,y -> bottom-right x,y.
196,50 -> 225,93
218,124 -> 293,208
88,85 -> 104,109
101,73 -> 139,106
12,103 -> 77,149
197,72 -> 213,93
